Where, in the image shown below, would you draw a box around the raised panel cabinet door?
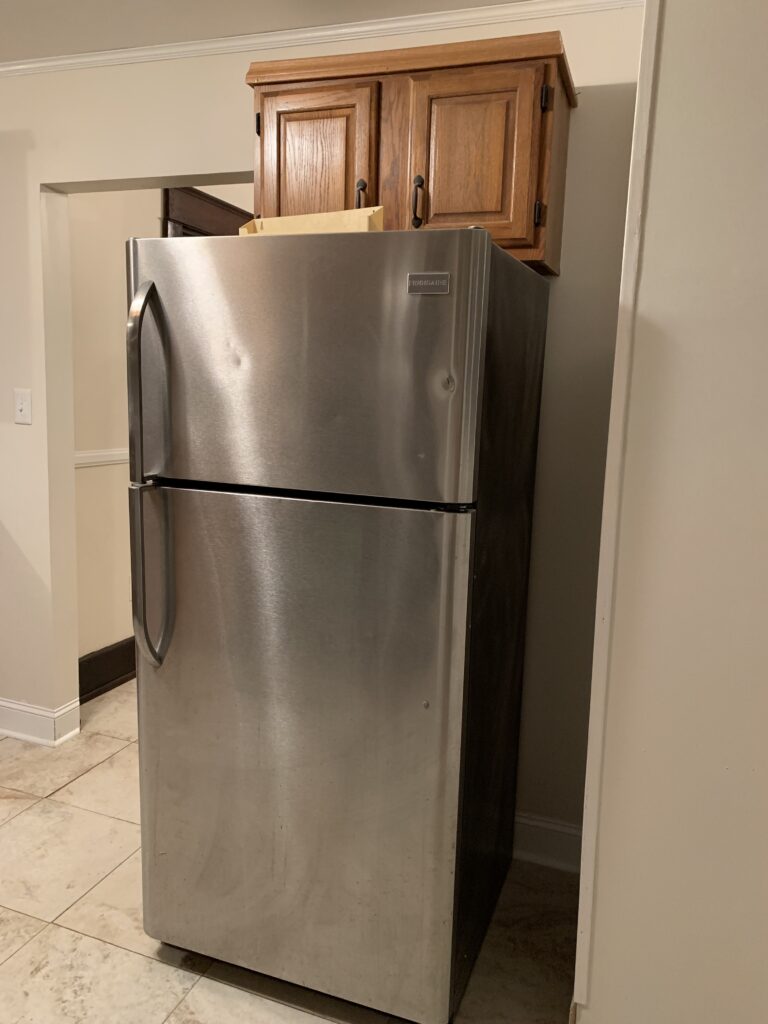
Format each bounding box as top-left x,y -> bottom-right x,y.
407,63 -> 544,246
260,83 -> 378,217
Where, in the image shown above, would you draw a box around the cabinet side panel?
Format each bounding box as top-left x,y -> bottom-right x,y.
451,246 -> 549,1009
539,66 -> 572,276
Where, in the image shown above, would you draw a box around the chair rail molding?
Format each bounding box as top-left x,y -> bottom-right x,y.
74,448 -> 129,469
0,0 -> 643,77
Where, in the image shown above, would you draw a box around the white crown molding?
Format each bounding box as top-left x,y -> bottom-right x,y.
74,448 -> 129,469
0,0 -> 642,78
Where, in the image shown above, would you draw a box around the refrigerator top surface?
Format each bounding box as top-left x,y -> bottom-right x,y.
128,228 -> 491,504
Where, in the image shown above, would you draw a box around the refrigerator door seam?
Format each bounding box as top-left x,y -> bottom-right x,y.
152,477 -> 477,514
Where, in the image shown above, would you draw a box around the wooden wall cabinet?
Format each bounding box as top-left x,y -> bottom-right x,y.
260,83 -> 379,217
247,33 -> 576,273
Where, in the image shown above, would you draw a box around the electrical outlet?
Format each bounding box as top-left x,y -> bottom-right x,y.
14,388 -> 32,425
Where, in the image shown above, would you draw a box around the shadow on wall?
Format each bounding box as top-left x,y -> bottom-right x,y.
0,131 -> 32,329
515,82 -> 639,830
0,521 -> 55,706
0,130 -> 59,707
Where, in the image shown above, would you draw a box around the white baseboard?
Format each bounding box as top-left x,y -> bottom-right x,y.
0,697 -> 81,746
514,811 -> 582,873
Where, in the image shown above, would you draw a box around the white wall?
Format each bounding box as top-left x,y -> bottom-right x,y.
0,6 -> 641,780
69,189 -> 161,657
578,0 -> 768,1020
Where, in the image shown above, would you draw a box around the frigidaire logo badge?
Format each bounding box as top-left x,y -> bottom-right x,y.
407,272 -> 451,295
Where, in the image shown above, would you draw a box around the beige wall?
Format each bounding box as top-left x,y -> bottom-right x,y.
578,0 -> 768,1020
69,189 -> 161,657
70,184 -> 252,659
516,76 -> 637,832
0,4 -> 640,786
197,182 -> 254,213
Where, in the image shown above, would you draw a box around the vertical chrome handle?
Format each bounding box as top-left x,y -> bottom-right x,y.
129,482 -> 174,667
354,178 -> 367,209
127,280 -> 156,484
411,175 -> 425,228
126,279 -> 173,667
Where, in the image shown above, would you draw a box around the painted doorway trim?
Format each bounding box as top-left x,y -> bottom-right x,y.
572,0 -> 662,1008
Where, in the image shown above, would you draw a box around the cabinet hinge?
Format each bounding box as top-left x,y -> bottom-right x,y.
534,200 -> 544,227
540,84 -> 551,112
255,111 -> 261,136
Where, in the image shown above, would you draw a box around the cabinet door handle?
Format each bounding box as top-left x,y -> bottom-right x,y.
411,175 -> 425,228
355,179 -> 367,209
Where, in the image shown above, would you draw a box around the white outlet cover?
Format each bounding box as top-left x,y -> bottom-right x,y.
14,388 -> 32,425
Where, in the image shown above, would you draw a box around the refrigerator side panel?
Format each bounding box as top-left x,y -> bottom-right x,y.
128,229 -> 489,503
451,247 -> 549,1010
136,487 -> 473,1024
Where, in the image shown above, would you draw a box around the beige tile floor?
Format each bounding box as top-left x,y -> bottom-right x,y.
0,681 -> 578,1024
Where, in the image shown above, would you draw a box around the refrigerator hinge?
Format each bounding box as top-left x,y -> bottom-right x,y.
255,111 -> 261,136
534,199 -> 545,227
540,83 -> 551,112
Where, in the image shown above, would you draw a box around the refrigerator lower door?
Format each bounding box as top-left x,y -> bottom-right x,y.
136,486 -> 473,1024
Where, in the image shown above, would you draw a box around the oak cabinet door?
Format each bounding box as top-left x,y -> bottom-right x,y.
260,83 -> 379,217
407,63 -> 544,246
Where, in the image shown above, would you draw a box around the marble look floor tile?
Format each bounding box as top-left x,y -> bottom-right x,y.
0,731 -> 128,797
204,962 -> 390,1024
0,785 -> 38,825
0,907 -> 45,966
165,975 -> 335,1024
0,924 -> 196,1024
51,742 -> 140,823
0,799 -> 140,920
454,860 -> 578,1024
57,850 -> 209,973
81,679 -> 138,742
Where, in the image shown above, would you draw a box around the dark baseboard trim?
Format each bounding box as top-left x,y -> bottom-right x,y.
79,637 -> 136,704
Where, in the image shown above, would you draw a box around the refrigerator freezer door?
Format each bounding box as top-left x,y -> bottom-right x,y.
137,486 -> 473,1024
127,229 -> 489,504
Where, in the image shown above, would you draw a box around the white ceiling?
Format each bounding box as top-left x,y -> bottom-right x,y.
0,0 -> 529,63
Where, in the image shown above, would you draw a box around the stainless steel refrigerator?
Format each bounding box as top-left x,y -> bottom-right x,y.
127,228 -> 548,1024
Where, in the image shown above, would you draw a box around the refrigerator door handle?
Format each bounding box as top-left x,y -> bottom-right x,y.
126,279 -> 156,483
129,481 -> 174,667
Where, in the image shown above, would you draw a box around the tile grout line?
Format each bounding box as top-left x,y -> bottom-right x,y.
0,782 -> 40,798
50,843 -> 142,923
45,741 -> 140,825
45,793 -> 140,826
52,920 -> 209,979
42,732 -> 135,799
0,796 -> 42,832
0,732 -> 134,801
82,729 -> 138,742
37,793 -> 140,826
159,972 -> 205,1023
0,915 -> 49,970
196,962 -> 393,1024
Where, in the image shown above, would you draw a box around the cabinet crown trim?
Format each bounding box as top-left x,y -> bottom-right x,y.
247,31 -> 577,106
